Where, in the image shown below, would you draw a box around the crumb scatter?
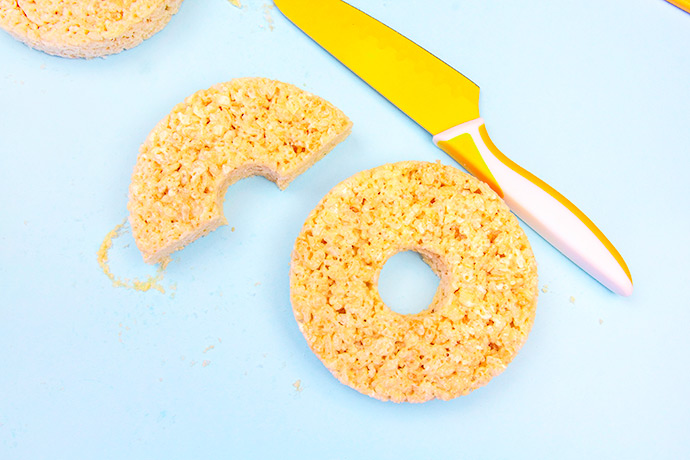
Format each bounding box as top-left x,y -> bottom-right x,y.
262,3 -> 275,30
97,219 -> 169,293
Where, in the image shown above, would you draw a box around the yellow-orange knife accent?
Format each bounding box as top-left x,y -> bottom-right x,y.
667,0 -> 690,14
274,0 -> 633,296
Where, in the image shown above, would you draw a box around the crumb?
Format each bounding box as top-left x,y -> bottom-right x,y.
293,379 -> 302,392
202,360 -> 211,367
231,227 -> 236,232
229,0 -> 242,7
254,282 -> 261,286
599,319 -> 604,325
541,285 -> 549,293
569,296 -> 575,304
117,322 -> 131,343
203,345 -> 215,353
263,3 -> 275,30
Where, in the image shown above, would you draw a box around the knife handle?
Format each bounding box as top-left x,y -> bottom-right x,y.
433,118 -> 633,296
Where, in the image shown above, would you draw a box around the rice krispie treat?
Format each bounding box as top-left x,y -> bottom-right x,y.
128,77 -> 352,264
290,161 -> 538,403
0,0 -> 183,58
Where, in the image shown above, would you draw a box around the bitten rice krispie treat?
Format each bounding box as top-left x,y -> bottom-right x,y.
290,161 -> 538,403
128,77 -> 352,264
0,0 -> 183,58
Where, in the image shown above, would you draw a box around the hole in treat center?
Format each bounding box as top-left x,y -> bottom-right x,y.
378,250 -> 441,315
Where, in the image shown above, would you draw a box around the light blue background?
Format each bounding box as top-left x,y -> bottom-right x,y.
1,0 -> 689,458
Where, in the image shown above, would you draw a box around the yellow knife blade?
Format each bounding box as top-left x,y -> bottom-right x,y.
274,0 -> 480,135
666,0 -> 690,14
275,0 -> 633,296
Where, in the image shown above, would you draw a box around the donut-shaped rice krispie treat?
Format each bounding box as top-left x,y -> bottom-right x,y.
128,77 -> 352,264
290,161 -> 538,403
0,0 -> 183,58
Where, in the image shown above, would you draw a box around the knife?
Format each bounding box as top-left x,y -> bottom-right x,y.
667,0 -> 690,14
274,0 -> 633,296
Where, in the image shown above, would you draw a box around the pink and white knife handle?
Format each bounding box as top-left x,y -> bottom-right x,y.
433,118 -> 633,296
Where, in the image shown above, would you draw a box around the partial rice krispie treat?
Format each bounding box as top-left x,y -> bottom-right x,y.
128,77 -> 352,264
290,161 -> 538,403
0,0 -> 183,58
